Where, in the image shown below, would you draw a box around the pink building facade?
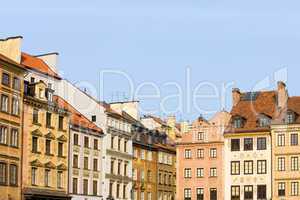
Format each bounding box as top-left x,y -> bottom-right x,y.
176,111 -> 231,200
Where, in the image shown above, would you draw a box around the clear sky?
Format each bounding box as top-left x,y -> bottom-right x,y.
2,0 -> 300,122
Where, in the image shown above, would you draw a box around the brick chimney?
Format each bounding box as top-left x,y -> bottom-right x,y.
35,52 -> 59,74
0,36 -> 22,63
277,81 -> 288,109
232,88 -> 241,107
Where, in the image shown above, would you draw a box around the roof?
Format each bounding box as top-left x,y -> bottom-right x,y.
145,115 -> 168,126
53,96 -> 103,134
0,53 -> 26,70
21,52 -> 61,79
226,91 -> 277,133
273,96 -> 300,124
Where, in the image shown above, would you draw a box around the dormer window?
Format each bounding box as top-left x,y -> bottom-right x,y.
233,117 -> 244,128
258,115 -> 271,127
285,111 -> 295,124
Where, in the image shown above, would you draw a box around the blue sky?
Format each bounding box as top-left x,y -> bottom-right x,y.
2,0 -> 300,121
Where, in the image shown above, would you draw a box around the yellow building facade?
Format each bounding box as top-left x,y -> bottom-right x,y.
22,81 -> 70,200
0,49 -> 26,200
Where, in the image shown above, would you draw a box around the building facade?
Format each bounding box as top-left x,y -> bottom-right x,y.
224,87 -> 280,200
0,36 -> 26,200
54,96 -> 105,200
22,81 -> 70,199
177,111 -> 230,200
132,124 -> 158,200
271,83 -> 300,200
156,144 -> 176,200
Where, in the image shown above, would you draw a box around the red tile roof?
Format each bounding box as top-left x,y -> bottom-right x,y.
21,52 -> 61,79
226,91 -> 278,133
274,96 -> 300,124
53,96 -> 103,134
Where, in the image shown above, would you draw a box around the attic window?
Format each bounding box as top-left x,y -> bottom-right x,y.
285,112 -> 295,124
233,117 -> 244,128
241,92 -> 259,101
91,115 -> 96,122
258,116 -> 271,127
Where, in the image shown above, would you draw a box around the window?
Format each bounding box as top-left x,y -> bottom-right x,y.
141,170 -> 145,181
231,161 -> 240,175
2,73 -> 10,86
10,128 -> 18,147
231,139 -> 240,151
184,168 -> 192,178
141,191 -> 144,200
210,188 -> 217,200
0,163 -> 7,185
12,77 -> 20,90
291,182 -> 299,196
257,137 -> 266,150
257,185 -> 266,199
278,157 -> 285,171
72,178 -> 78,194
117,183 -> 120,198
132,168 -> 137,180
244,138 -> 253,151
0,126 -> 7,145
118,138 -> 121,151
31,167 -> 37,185
147,151 -> 152,161
244,186 -> 253,200
1,94 -> 9,112
291,133 -> 298,146
45,169 -> 50,187
45,139 -> 51,155
33,109 -> 39,124
231,186 -> 240,200
110,160 -> 114,174
184,188 -> 191,200
83,179 -> 88,195
233,117 -> 243,128
9,164 -> 17,186
210,168 -> 217,177
111,136 -> 114,149
257,160 -> 267,174
277,134 -> 285,146
123,184 -> 127,199
109,182 -> 113,196
84,136 -> 89,148
124,140 -> 127,152
30,77 -> 35,83
116,161 -> 120,175
197,149 -> 204,158
91,115 -> 96,122
197,132 -> 204,140
11,97 -> 19,115
286,112 -> 295,124
197,188 -> 204,200
73,134 -> 78,145
278,182 -> 285,196
94,139 -> 98,150
140,150 -> 145,159
32,136 -> 38,153
124,163 -> 128,176
291,157 -> 299,171
244,161 -> 253,174
93,159 -> 98,171
57,171 -> 63,188
184,149 -> 192,159
73,155 -> 78,168
58,142 -> 63,157
197,168 -> 204,178
93,180 -> 98,195
146,170 -> 151,181
46,112 -> 52,127
210,148 -> 217,158
58,116 -> 64,130
84,157 -> 89,169
259,117 -> 270,127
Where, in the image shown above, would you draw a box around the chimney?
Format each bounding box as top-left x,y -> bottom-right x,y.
0,36 -> 22,63
277,81 -> 288,109
35,52 -> 59,73
232,88 -> 241,107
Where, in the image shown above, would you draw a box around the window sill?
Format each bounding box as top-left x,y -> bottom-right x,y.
33,122 -> 42,126
32,151 -> 41,154
45,153 -> 54,157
